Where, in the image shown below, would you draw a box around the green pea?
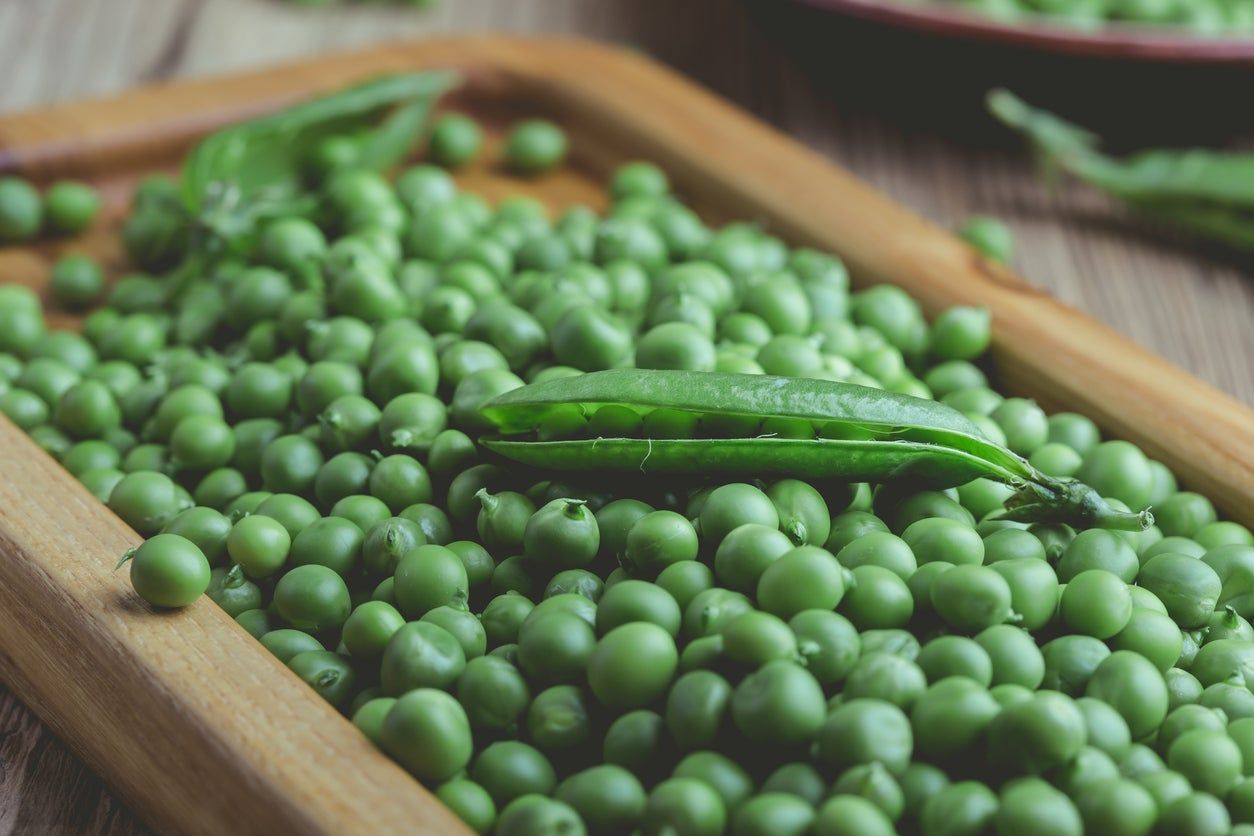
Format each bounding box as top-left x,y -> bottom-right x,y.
287,650 -> 355,709
125,534 -> 211,608
381,689 -> 473,784
1000,782 -> 1086,836
756,546 -> 848,618
50,254 -> 105,309
1154,793 -> 1231,836
0,176 -> 42,242
260,628 -> 324,664
1058,528 -> 1140,583
843,651 -> 927,710
819,512 -> 884,555
1109,607 -> 1183,672
1138,552 -> 1222,629
841,565 -> 915,630
817,698 -> 913,773
341,600 -> 405,660
731,792 -> 816,836
1196,521 -> 1253,550
597,580 -> 681,636
522,497 -> 600,570
427,113 -> 483,168
473,741 -> 557,807
642,778 -> 725,836
1070,778 -> 1156,836
1200,681 -> 1254,720
788,609 -> 860,687
44,181 -> 100,234
958,215 -> 1013,263
109,471 -> 188,535
713,524 -> 793,595
1164,666 -> 1203,711
636,322 -> 716,372
759,763 -> 826,807
812,795 -> 894,836
273,564 -> 351,633
588,622 -> 677,710
929,564 -> 1011,633
379,620 -> 465,696
503,119 -> 567,174
434,779 -> 496,834
393,544 -> 469,618
990,397 -> 1048,456
916,636 -> 993,685
1077,440 -> 1154,511
526,684 -> 591,751
909,675 -> 999,762
664,670 -> 733,751
1085,650 -> 1169,739
988,690 -> 1086,774
929,305 -> 991,362
161,506 -> 232,566
555,765 -> 645,836
80,467 -> 126,503
1060,569 -> 1133,638
517,611 -> 596,685
902,517 -> 984,566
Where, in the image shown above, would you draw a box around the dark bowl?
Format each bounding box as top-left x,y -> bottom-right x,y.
789,0 -> 1254,64
749,0 -> 1254,145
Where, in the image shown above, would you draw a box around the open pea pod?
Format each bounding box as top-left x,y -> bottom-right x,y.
479,370 -> 1151,532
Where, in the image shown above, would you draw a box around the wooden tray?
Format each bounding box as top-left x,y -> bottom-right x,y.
788,0 -> 1254,64
0,35 -> 1251,835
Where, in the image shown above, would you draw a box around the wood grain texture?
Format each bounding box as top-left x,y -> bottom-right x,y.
0,3 -> 1251,834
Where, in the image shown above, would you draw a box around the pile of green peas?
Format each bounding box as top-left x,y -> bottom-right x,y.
944,0 -> 1254,34
4,111 -> 1254,836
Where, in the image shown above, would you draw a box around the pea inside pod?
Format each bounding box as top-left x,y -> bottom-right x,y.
479,370 -> 1149,532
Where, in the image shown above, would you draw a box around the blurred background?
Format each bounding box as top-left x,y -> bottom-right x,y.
0,1 -> 1252,830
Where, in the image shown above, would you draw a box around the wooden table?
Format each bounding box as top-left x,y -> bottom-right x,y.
1,1 -> 1250,831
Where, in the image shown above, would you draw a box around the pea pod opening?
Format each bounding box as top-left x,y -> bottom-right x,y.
479,369 -> 1152,532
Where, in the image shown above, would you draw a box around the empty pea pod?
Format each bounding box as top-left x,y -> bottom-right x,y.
479,370 -> 1150,532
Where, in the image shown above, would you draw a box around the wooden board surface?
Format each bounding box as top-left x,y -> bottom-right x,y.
0,19 -> 1248,836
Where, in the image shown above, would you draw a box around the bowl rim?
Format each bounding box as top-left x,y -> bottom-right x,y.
788,0 -> 1254,64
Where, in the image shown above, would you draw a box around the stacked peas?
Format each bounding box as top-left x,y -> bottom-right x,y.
2,127 -> 1254,836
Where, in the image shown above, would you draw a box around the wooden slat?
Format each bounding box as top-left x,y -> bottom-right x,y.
0,33 -> 1252,836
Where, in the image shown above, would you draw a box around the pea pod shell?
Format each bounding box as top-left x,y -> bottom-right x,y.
481,370 -> 1150,533
482,436 -> 995,487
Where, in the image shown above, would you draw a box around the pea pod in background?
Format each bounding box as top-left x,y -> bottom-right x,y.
148,70 -> 457,299
479,369 -> 1152,532
182,70 -> 458,211
988,89 -> 1254,252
